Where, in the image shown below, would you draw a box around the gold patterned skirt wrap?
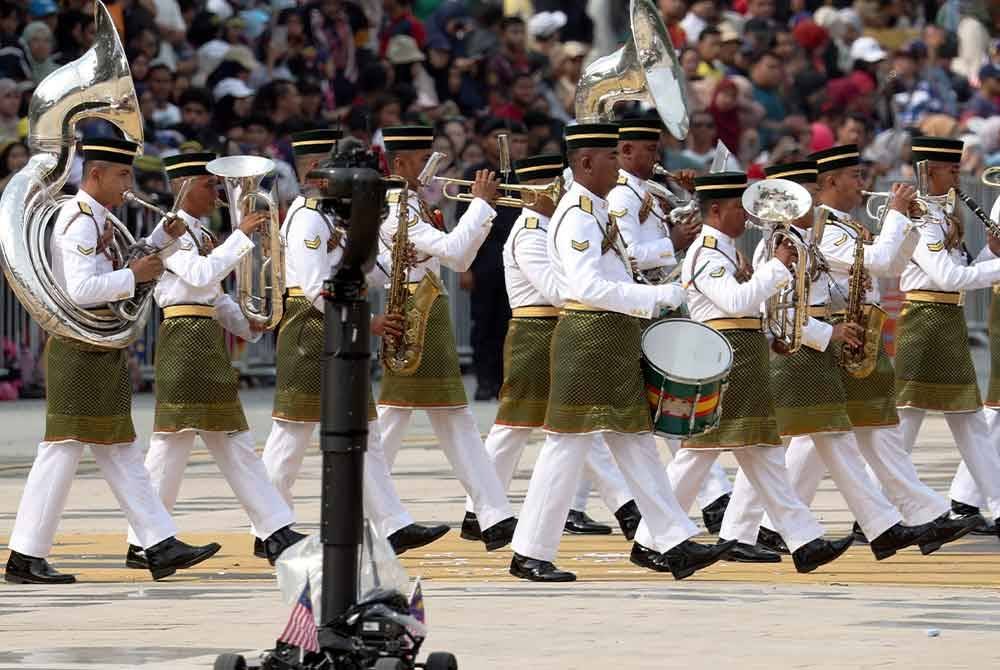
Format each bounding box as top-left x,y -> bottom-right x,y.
495,316 -> 556,427
379,293 -> 467,408
543,311 -> 649,434
987,289 -> 1000,406
896,300 -> 981,412
44,337 -> 135,445
770,339 -> 852,436
154,315 -> 248,433
274,296 -> 378,422
684,330 -> 781,449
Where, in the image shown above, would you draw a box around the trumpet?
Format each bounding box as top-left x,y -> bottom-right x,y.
436,175 -> 564,209
982,166 -> 1000,188
651,164 -> 700,226
861,190 -> 929,221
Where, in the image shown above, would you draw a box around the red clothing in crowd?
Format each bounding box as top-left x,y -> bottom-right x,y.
668,23 -> 686,49
379,10 -> 427,56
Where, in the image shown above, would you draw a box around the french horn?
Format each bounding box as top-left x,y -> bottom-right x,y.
0,1 -> 147,348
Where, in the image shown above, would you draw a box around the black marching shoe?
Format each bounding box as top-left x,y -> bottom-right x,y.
952,500 -> 997,536
756,527 -> 790,554
565,510 -> 613,535
460,512 -> 482,541
253,537 -> 266,559
144,537 -> 221,581
4,550 -> 76,584
792,536 -> 854,573
663,539 -> 736,580
482,517 -> 517,551
388,523 -> 450,555
721,541 -> 782,563
509,553 -> 576,582
918,512 -> 985,556
869,521 -> 936,561
264,526 -> 307,566
614,500 -> 642,541
629,542 -> 672,572
125,544 -> 147,569
852,521 -> 869,544
701,493 -> 731,534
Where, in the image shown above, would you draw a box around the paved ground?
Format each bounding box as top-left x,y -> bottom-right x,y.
1,367 -> 1000,669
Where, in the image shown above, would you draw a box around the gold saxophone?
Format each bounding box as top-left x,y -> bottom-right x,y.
833,210 -> 885,378
380,178 -> 442,375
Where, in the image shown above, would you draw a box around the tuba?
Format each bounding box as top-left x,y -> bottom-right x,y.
0,1 -> 148,348
742,179 -> 813,354
207,156 -> 285,330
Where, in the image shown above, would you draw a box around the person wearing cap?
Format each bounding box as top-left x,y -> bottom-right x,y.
605,115 -> 734,533
458,154 -> 641,541
724,160 -> 977,561
121,151 -> 306,571
4,138 -> 223,585
895,136 -> 1000,541
966,64 -> 1000,118
509,123 -> 731,583
258,130 -> 450,556
376,125 -> 519,553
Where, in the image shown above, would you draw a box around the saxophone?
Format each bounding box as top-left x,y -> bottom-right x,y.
833,210 -> 885,378
380,178 -> 442,375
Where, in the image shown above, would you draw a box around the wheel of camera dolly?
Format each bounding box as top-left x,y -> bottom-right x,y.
374,658 -> 405,670
424,652 -> 458,670
213,653 -> 247,670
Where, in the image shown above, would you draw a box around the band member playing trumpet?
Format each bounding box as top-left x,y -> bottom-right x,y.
460,154 -> 641,543
667,170 -> 856,573
123,151 -> 304,570
510,124 -> 729,582
5,138 -> 221,584
259,130 -> 449,557
895,137 -> 1000,541
606,115 -> 732,533
375,125 -> 518,552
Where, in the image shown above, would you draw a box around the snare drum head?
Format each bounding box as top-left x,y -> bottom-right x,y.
641,318 -> 733,384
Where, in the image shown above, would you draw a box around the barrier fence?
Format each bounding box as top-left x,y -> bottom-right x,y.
0,177 -> 996,387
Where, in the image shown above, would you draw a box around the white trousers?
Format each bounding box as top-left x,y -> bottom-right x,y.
899,407 -> 1000,519
377,405 -> 512,531
466,425 -> 633,516
949,407 -> 1000,511
511,432 -> 698,562
125,430 -> 295,546
667,446 -> 823,553
9,440 -> 178,558
260,418 -> 416,538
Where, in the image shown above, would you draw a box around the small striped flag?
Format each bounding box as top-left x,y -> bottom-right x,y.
278,581 -> 320,653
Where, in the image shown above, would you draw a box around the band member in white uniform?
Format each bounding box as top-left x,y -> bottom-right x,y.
375,125 -> 517,551
605,116 -> 732,532
123,151 -> 303,569
459,154 -> 642,543
510,123 -> 732,582
5,138 -> 220,584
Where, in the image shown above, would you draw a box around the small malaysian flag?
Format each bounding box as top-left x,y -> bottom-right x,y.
408,577 -> 425,624
278,581 -> 319,653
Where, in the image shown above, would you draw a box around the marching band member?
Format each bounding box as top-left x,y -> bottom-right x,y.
894,137 -> 1000,541
606,115 -> 733,533
123,152 -> 303,570
510,124 -> 730,583
5,139 -> 220,584
375,125 -> 517,552
460,154 -> 642,543
728,159 -> 975,560
259,130 -> 448,557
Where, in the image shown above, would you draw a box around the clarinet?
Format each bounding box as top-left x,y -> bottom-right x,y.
956,188 -> 1000,239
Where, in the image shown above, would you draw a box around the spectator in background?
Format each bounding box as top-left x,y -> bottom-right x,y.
835,113 -> 872,151
966,64 -> 1000,118
175,87 -> 224,151
0,138 -> 27,192
682,109 -> 719,168
380,0 -> 426,57
148,61 -> 181,128
490,71 -> 537,122
27,0 -> 57,34
387,34 -> 439,110
553,41 -> 587,118
487,16 -> 534,93
695,27 -> 724,81
53,9 -> 94,65
0,78 -> 19,141
749,51 -> 795,149
681,0 -> 719,45
242,115 -> 298,207
707,77 -> 743,156
21,21 -> 57,83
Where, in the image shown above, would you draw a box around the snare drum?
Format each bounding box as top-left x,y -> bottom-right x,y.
641,318 -> 733,438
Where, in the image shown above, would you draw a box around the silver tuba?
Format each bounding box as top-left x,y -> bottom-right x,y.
0,1 -> 148,348
207,155 -> 285,330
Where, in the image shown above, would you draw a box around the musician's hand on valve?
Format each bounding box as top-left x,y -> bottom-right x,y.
239,211 -> 268,236
774,238 -> 797,268
671,216 -> 701,252
831,322 -> 864,348
371,313 -> 405,339
404,242 -> 418,267
471,169 -> 499,204
129,255 -> 164,283
673,169 -> 697,192
889,183 -> 917,216
164,215 -> 187,239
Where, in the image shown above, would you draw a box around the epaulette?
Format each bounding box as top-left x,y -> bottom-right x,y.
703,235 -> 717,249
305,198 -> 319,210
78,201 -> 93,216
616,174 -> 628,185
580,195 -> 593,214
524,217 -> 539,229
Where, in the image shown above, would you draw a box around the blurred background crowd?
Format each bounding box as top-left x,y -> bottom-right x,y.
0,0 -> 997,401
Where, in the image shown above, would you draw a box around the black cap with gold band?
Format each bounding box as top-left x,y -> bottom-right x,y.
617,118 -> 663,142
291,129 -> 342,159
564,123 -> 619,150
382,125 -> 434,152
513,154 -> 564,182
162,152 -> 217,180
693,171 -> 748,201
80,138 -> 140,166
911,136 -> 963,164
809,144 -> 859,174
764,160 -> 818,184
